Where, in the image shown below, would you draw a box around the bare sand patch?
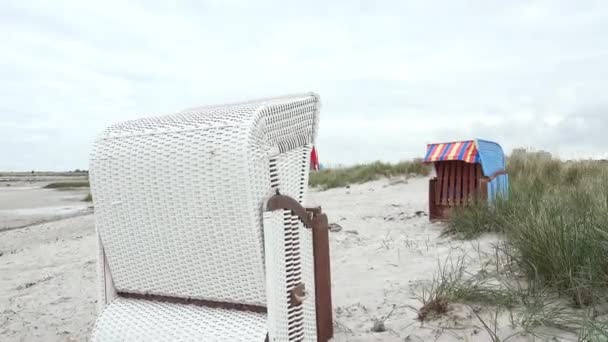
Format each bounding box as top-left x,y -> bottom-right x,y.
0,215 -> 96,341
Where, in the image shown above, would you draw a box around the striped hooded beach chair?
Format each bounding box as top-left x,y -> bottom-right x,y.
88,93 -> 333,341
424,139 -> 509,220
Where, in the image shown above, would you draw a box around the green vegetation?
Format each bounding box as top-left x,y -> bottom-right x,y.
417,253 -> 518,322
446,155 -> 608,307
579,320 -> 608,341
442,199 -> 508,239
416,245 -> 608,340
43,181 -> 90,189
83,193 -> 93,202
308,160 -> 430,189
429,153 -> 608,338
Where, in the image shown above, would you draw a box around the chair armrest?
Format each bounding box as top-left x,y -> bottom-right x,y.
266,194 -> 312,228
263,194 -> 316,341
264,195 -> 333,342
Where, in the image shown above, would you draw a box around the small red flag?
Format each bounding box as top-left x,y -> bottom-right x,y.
310,146 -> 319,171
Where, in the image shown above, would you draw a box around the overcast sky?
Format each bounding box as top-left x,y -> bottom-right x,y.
1,0 -> 607,170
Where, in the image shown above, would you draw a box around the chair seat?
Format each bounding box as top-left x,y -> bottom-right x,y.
91,297 -> 268,342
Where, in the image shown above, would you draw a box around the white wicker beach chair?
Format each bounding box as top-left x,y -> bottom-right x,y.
88,93 -> 333,341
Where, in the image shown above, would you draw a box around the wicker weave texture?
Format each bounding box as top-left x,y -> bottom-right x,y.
264,146 -> 318,341
263,210 -> 290,341
90,94 -> 320,307
276,146 -> 318,341
90,297 -> 267,342
97,236 -> 116,312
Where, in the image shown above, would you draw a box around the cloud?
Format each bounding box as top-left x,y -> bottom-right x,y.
1,0 -> 608,170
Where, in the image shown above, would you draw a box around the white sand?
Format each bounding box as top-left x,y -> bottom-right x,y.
0,215 -> 97,341
0,177 -> 576,341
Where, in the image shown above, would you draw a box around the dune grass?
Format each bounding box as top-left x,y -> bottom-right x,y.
416,243 -> 608,339
445,155 -> 608,309
309,159 -> 430,189
43,181 -> 90,189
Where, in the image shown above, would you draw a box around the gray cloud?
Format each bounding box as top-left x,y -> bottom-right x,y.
1,0 -> 608,170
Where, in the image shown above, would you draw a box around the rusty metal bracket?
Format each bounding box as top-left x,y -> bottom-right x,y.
266,195 -> 313,228
290,283 -> 307,306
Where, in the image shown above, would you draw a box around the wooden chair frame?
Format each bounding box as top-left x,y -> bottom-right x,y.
428,160 -> 489,221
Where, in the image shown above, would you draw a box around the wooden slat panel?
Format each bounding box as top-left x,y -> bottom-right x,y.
455,161 -> 462,206
478,177 -> 489,202
468,162 -> 475,202
476,164 -> 482,199
462,162 -> 469,203
435,164 -> 443,205
429,178 -> 438,220
441,162 -> 450,206
447,162 -> 456,206
430,160 -> 491,218
474,164 -> 482,202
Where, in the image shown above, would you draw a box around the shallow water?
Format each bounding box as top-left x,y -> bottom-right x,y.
0,180 -> 90,230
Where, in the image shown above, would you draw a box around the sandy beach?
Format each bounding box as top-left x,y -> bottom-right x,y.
0,177 -> 577,341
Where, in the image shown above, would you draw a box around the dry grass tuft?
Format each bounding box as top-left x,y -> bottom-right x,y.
417,296 -> 449,321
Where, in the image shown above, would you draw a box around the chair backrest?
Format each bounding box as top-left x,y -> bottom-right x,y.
433,160 -> 483,206
89,93 -> 320,307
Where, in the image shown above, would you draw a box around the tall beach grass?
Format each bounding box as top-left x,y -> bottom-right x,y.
446,154 -> 608,307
